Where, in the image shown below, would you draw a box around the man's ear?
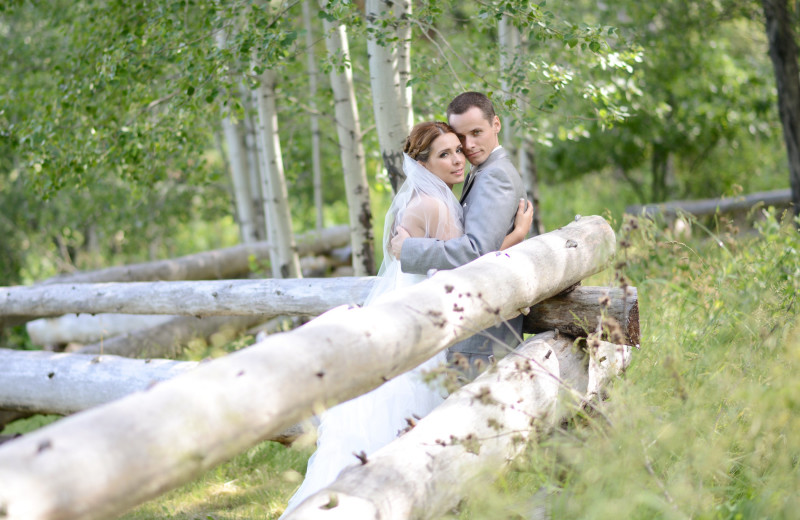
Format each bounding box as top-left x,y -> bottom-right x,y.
493,115 -> 501,133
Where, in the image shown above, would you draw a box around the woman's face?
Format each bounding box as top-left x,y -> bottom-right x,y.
420,132 -> 466,189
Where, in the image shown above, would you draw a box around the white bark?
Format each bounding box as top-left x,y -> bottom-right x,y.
77,315 -> 266,359
0,349 -> 198,415
0,216 -> 614,520
321,11 -> 375,276
33,226 -> 349,285
242,87 -> 268,241
26,314 -> 175,347
287,332 -> 562,519
303,0 -> 325,232
217,29 -> 259,245
366,0 -> 409,192
252,66 -> 302,279
1,278 -> 376,318
498,14 -> 519,156
396,0 -> 413,133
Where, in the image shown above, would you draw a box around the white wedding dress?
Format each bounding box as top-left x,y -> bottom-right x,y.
283,154 -> 464,515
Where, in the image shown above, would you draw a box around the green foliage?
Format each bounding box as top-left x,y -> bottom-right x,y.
455,209 -> 800,519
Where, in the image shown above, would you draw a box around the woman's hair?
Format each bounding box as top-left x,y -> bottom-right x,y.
404,121 -> 455,163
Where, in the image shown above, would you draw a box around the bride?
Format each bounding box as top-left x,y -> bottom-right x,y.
282,121 -> 531,515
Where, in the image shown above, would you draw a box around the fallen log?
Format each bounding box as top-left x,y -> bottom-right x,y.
286,331 -> 632,519
286,332 -> 562,519
25,314 -> 176,348
522,286 -> 639,345
39,225 -> 351,285
0,349 -> 306,446
0,349 -> 198,415
0,215 -> 615,520
76,315 -> 266,358
0,278 -> 376,319
625,188 -> 792,219
0,226 -> 351,331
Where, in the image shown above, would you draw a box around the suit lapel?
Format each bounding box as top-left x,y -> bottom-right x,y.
459,148 -> 506,204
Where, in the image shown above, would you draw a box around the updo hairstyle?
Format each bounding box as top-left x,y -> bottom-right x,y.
404,121 -> 456,163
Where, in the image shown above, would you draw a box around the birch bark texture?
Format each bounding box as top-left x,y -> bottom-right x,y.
0,216 -> 614,520
321,7 -> 375,276
252,65 -> 302,278
286,332 -> 563,519
303,0 -> 325,232
366,0 -> 411,193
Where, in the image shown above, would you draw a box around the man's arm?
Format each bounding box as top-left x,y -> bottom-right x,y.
397,166 -> 522,273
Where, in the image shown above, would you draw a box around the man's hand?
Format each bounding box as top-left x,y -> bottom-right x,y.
390,226 -> 410,259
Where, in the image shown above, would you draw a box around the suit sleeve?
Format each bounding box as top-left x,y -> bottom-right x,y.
399,166 -> 519,273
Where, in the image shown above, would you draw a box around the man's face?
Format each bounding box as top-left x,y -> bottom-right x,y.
448,106 -> 501,167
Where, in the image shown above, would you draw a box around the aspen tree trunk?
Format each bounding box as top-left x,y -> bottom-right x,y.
303,0 -> 325,232
762,0 -> 800,219
366,0 -> 410,193
521,143 -> 544,235
217,30 -> 259,244
252,66 -> 302,278
396,0 -> 413,135
498,14 -> 519,160
242,88 -> 268,240
321,9 -> 375,276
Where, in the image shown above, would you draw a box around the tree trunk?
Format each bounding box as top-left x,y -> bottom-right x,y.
321,10 -> 375,276
303,0 -> 325,232
26,314 -> 175,348
76,315 -> 266,359
523,286 -> 639,345
35,226 -> 349,285
252,67 -> 302,279
1,278 -> 376,318
0,349 -> 198,415
366,0 -> 410,192
287,331 -> 563,519
0,216 -> 614,520
762,0 -> 800,219
242,87 -> 268,241
395,0 -> 413,137
624,188 -> 792,219
0,350 -> 307,445
498,14 -> 519,159
217,29 -> 259,245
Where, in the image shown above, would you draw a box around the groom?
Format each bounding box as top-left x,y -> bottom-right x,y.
391,91 -> 526,375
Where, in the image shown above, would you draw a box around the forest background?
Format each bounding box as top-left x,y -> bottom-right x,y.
2,0 -> 800,518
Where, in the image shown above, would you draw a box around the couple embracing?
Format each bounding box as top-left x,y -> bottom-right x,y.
282,91 -> 532,515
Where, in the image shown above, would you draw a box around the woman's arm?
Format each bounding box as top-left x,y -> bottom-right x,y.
500,198 -> 533,250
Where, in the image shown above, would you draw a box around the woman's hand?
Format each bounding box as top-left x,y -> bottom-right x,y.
514,198 -> 533,236
500,198 -> 533,250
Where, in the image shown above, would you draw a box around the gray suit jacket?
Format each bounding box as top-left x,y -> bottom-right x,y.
400,147 -> 525,356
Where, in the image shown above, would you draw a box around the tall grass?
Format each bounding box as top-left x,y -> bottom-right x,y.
452,209 -> 800,519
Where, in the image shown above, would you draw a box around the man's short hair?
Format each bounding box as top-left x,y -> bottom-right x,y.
446,92 -> 496,123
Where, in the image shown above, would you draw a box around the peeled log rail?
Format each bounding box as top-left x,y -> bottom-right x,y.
26,314 -> 176,347
0,349 -> 198,415
0,278 -> 377,319
76,315 -> 267,358
288,333 -> 561,519
2,280 -> 638,345
287,332 -> 632,519
523,286 -> 639,345
0,349 -> 305,446
625,188 -> 792,219
38,225 -> 350,285
0,215 -> 615,520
